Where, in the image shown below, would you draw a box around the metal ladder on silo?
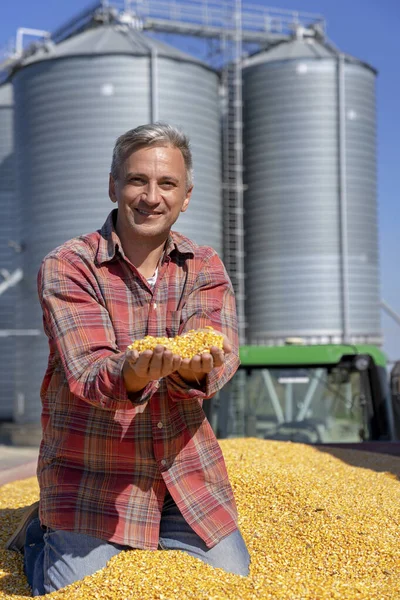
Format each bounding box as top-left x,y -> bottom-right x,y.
221,0 -> 246,345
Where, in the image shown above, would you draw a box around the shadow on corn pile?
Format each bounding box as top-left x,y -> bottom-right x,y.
316,445 -> 400,479
1,439 -> 400,599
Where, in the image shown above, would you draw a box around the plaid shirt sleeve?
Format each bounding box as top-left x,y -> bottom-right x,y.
166,250 -> 240,401
38,253 -> 156,410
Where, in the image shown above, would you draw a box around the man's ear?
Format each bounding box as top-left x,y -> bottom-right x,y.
109,174 -> 117,203
181,186 -> 193,213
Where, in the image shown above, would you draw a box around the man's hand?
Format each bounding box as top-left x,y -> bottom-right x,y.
123,345 -> 182,393
177,334 -> 232,385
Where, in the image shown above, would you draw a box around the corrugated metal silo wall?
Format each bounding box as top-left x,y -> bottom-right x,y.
243,58 -> 380,345
344,64 -> 380,338
12,52 -> 221,424
157,60 -> 222,250
0,84 -> 17,420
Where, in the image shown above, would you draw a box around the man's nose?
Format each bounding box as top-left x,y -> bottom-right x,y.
143,182 -> 160,205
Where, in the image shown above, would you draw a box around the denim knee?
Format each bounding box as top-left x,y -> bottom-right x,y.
41,529 -> 126,595
210,529 -> 250,576
24,517 -> 46,592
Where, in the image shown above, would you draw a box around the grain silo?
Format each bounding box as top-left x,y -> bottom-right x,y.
0,83 -> 18,420
11,18 -> 222,423
242,28 -> 380,346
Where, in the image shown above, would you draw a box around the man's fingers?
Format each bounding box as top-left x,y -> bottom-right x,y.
189,349 -> 226,373
135,346 -> 182,379
125,349 -> 139,366
146,345 -> 167,379
131,349 -> 153,377
199,352 -> 214,373
222,336 -> 232,354
181,353 -> 214,374
157,348 -> 174,377
210,346 -> 225,367
171,354 -> 182,372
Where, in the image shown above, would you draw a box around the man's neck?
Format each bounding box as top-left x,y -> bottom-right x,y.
118,229 -> 168,279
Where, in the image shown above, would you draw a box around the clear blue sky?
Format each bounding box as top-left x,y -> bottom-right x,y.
1,0 -> 399,362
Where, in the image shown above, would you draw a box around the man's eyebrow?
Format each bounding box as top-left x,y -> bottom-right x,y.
159,175 -> 179,182
124,172 -> 179,183
124,171 -> 147,179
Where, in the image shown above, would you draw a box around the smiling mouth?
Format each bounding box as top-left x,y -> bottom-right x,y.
136,208 -> 162,217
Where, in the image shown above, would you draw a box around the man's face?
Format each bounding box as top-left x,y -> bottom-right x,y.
109,145 -> 192,240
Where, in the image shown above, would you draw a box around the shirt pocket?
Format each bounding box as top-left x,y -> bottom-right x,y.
166,310 -> 182,338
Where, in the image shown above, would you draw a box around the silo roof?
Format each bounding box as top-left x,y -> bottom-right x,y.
13,24 -> 208,70
243,37 -> 376,74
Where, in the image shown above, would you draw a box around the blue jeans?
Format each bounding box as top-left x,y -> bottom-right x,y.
25,493 -> 250,596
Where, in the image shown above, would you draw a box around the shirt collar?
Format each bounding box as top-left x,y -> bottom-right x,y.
96,209 -> 195,266
164,229 -> 196,259
95,210 -> 121,265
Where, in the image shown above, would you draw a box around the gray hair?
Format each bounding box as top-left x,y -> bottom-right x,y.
110,122 -> 193,189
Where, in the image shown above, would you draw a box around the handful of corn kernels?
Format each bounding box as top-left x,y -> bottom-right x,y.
127,326 -> 224,359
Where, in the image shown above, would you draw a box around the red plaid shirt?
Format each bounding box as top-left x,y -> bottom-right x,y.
37,210 -> 239,550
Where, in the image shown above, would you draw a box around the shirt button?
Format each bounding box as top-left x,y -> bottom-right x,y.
160,459 -> 167,467
157,422 -> 163,429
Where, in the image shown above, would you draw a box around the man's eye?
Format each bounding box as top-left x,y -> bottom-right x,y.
130,177 -> 145,185
160,182 -> 175,189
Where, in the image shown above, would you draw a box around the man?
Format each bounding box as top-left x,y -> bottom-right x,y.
6,123 -> 250,595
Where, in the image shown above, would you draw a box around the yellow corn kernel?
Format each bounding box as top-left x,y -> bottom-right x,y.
127,326 -> 224,359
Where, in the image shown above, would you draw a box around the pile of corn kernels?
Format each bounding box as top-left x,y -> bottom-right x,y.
1,438 -> 400,599
128,327 -> 224,359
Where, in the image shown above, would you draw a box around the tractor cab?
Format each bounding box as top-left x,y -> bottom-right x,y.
208,344 -> 397,447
